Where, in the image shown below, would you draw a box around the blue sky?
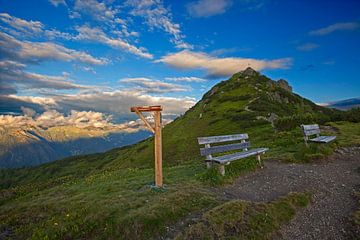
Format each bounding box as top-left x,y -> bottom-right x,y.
0,0 -> 359,127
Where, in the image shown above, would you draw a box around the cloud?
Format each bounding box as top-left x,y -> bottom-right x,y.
0,13 -> 44,36
7,95 -> 57,106
296,43 -> 319,51
120,77 -> 190,93
187,0 -> 232,18
156,50 -> 292,78
75,25 -> 153,59
125,0 -> 192,49
49,0 -> 67,7
165,77 -> 206,82
57,91 -> 196,115
44,29 -> 73,40
8,88 -> 196,116
309,22 -> 360,36
73,0 -> 115,21
0,107 -> 176,133
72,0 -> 125,26
0,60 -> 90,92
0,32 -> 106,65
0,109 -> 116,129
0,13 -> 73,40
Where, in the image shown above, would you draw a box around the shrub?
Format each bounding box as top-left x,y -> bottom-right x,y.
274,113 -> 326,131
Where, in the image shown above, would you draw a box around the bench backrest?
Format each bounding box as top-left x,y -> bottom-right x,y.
301,124 -> 320,137
198,134 -> 250,157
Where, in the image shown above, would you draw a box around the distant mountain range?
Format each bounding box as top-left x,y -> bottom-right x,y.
323,97 -> 360,110
0,125 -> 150,168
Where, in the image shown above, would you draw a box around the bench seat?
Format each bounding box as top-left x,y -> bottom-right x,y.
211,147 -> 269,164
301,124 -> 336,145
198,133 -> 268,175
309,135 -> 336,143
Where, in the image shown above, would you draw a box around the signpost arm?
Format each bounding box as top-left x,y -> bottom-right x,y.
134,109 -> 155,133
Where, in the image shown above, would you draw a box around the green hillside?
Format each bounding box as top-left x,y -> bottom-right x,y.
1,68 -> 359,239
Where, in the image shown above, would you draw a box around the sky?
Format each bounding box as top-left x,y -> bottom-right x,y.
0,0 -> 359,128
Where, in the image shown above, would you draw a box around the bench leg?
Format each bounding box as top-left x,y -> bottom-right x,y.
256,154 -> 263,168
206,161 -> 212,169
304,137 -> 309,147
219,165 -> 225,176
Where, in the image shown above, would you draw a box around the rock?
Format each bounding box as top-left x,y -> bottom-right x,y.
240,67 -> 259,77
277,79 -> 293,92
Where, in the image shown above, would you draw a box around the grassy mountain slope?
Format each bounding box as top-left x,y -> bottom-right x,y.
1,68 -> 359,239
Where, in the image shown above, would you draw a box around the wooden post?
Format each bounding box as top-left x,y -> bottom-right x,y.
130,105 -> 163,188
154,111 -> 163,187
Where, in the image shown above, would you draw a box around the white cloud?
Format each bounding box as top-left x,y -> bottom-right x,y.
75,25 -> 153,59
0,109 -> 116,129
309,22 -> 360,36
0,12 -> 73,40
0,13 -> 44,35
125,0 -> 192,49
73,0 -> 123,25
120,77 -> 190,93
0,32 -> 106,65
0,108 -> 175,133
49,0 -> 67,7
187,0 -> 232,18
44,29 -> 73,40
8,95 -> 57,106
296,43 -> 319,51
0,60 -> 91,92
156,50 -> 292,77
165,76 -> 206,82
9,88 -> 196,115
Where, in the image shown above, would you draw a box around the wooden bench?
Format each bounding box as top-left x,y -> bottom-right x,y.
197,133 -> 269,175
301,124 -> 336,145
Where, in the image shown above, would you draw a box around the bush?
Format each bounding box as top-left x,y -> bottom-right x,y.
344,108 -> 360,122
274,113 -> 331,131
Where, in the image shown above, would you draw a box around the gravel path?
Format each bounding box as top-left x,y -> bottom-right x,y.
216,148 -> 360,239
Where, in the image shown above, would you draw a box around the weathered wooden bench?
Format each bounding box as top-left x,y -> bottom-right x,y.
197,133 -> 269,175
301,124 -> 336,145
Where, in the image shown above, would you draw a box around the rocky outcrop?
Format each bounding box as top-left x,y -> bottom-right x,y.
277,79 -> 292,92
240,67 -> 259,77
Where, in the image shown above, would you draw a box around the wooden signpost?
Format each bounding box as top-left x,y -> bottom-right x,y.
130,105 -> 163,187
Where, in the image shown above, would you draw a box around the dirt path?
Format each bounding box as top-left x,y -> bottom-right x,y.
216,148 -> 360,239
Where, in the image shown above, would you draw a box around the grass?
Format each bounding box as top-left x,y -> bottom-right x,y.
175,192 -> 311,239
329,121 -> 360,146
0,163 -> 220,239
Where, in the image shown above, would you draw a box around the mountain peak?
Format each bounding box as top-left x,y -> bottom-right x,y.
240,67 -> 259,76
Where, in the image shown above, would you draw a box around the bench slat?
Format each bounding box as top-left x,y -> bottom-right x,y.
310,136 -> 336,143
198,134 -> 249,145
200,142 -> 250,156
304,129 -> 320,136
301,124 -> 319,131
212,148 -> 268,164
